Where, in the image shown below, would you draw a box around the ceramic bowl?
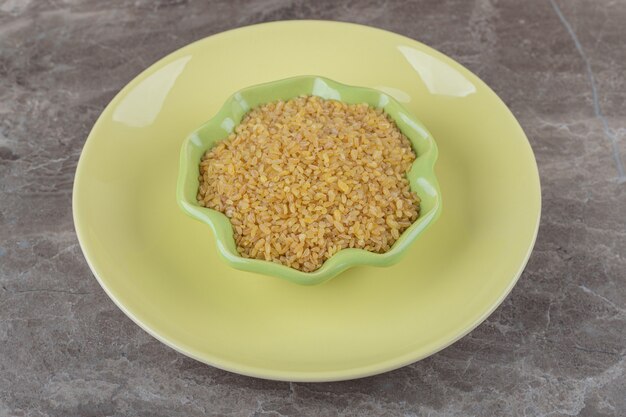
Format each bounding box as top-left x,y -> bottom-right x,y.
177,75 -> 441,285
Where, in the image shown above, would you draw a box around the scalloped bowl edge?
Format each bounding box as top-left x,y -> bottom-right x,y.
176,76 -> 441,285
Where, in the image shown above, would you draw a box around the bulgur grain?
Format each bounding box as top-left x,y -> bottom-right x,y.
197,95 -> 420,272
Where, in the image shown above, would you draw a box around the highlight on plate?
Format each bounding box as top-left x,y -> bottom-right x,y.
197,95 -> 420,272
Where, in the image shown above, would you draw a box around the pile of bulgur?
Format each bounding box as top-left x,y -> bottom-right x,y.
197,95 -> 420,272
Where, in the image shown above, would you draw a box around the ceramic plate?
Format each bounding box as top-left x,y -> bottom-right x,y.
73,21 -> 540,382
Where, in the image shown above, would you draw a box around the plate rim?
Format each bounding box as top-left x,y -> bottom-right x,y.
72,19 -> 541,382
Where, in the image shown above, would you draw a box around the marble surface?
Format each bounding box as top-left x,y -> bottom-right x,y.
1,0 -> 625,415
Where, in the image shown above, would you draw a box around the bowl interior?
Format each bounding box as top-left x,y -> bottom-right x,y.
177,76 -> 440,284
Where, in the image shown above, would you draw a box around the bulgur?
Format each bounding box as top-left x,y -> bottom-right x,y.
197,95 -> 420,272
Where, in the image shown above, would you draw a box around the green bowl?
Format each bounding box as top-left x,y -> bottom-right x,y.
177,76 -> 441,285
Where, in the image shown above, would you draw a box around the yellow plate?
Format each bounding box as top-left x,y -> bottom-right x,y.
73,21 -> 540,382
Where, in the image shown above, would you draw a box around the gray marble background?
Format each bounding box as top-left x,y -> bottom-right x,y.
1,0 -> 625,416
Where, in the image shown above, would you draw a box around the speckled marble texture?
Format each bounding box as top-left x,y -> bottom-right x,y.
1,0 -> 625,416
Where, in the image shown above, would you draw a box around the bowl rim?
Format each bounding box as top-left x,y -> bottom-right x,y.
176,75 -> 442,285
